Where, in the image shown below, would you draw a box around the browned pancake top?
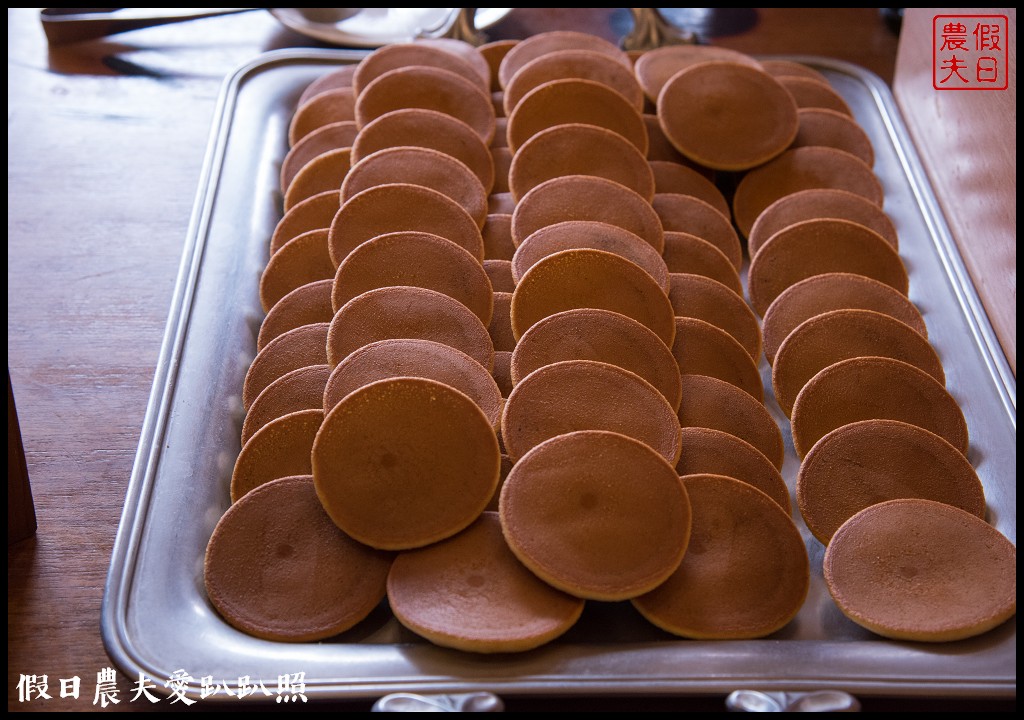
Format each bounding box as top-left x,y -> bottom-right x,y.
503,49 -> 644,115
230,409 -> 324,503
498,30 -> 630,90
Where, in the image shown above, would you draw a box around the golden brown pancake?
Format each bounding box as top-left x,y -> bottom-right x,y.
257,278 -> 334,351
675,427 -> 790,512
492,350 -> 514,398
511,175 -> 664,252
747,188 -> 898,260
510,308 -> 682,410
632,474 -> 808,639
350,108 -> 494,193
762,272 -> 927,365
269,190 -> 340,255
633,45 -> 762,103
797,420 -> 986,545
488,291 -> 516,352
298,65 -> 356,107
322,338 -> 502,430
479,39 -> 518,91
503,49 -> 644,115
352,42 -> 489,96
652,193 -> 743,271
242,364 -> 331,445
482,214 -> 515,260
657,61 -> 798,171
331,231 -> 493,323
671,317 -> 764,402
512,220 -> 669,291
748,218 -> 909,316
341,146 -> 487,228
733,146 -> 884,238
510,248 -> 676,347
508,123 -> 655,202
501,359 -> 682,464
505,78 -> 648,155
283,148 -> 351,212
648,160 -> 730,218
824,498 -> 1016,642
280,120 -> 358,193
327,286 -> 494,371
328,183 -> 483,267
388,512 -> 583,652
355,66 -> 496,145
662,239 -> 744,296
790,356 -> 969,458
772,308 -> 944,416
259,229 -> 335,313
778,75 -> 853,116
242,323 -> 329,411
484,259 -> 515,292
230,409 -> 324,502
205,475 -> 391,642
312,377 -> 500,550
497,30 -> 630,90
500,430 -> 690,600
668,273 -> 761,361
677,374 -> 785,470
289,88 -> 356,146
791,108 -> 874,166
759,59 -> 829,83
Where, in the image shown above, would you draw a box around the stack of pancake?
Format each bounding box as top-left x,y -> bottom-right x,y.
204,32 -> 1013,651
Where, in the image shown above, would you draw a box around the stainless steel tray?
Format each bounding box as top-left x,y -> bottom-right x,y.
102,48 -> 1017,702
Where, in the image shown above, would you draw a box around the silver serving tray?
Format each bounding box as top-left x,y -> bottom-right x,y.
102,49 -> 1016,702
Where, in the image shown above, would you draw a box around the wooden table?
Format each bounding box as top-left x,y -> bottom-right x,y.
7,7 -> 1013,712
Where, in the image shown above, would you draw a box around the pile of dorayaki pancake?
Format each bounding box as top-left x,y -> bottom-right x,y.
204,32 -> 1015,652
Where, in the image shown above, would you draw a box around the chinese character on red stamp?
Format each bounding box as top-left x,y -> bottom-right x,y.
933,15 -> 1009,90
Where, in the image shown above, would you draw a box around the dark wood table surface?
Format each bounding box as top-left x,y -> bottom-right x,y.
7,7 -> 1014,712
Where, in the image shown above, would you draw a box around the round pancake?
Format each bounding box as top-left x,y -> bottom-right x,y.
331,231 -> 493,322
790,356 -> 969,458
352,42 -> 488,96
668,273 -> 761,361
510,308 -> 682,410
634,45 -> 762,103
313,377 -> 500,550
289,88 -> 356,146
648,160 -> 730,218
242,323 -> 329,412
762,272 -> 926,365
500,430 -> 691,600
512,220 -> 669,291
677,374 -> 785,470
503,49 -> 644,115
772,308 -> 944,416
328,183 -> 483,267
733,146 -> 884,238
387,512 -> 584,652
671,317 -> 764,402
748,218 -> 909,316
351,108 -> 494,192
797,420 -> 986,545
230,409 -> 324,502
298,65 -> 356,107
501,359 -> 682,464
259,229 -> 335,312
824,498 -> 1015,642
327,286 -> 494,371
760,59 -> 829,83
497,30 -> 630,90
283,147 -> 351,212
322,338 -> 502,429
484,259 -> 515,292
355,66 -> 496,145
675,427 -> 790,513
341,147 -> 487,227
511,175 -> 664,251
657,61 -> 798,171
652,193 -> 742,271
633,474 -> 808,639
205,475 -> 391,642
510,248 -> 676,347
505,78 -> 648,155
488,292 -> 516,352
281,120 -> 358,193
748,188 -> 898,260
663,239 -> 743,296
791,108 -> 874,166
242,364 -> 331,445
778,75 -> 853,116
490,147 -> 512,194
479,39 -> 518,91
482,214 -> 515,260
270,190 -> 340,255
257,279 -> 334,351
492,350 -> 514,398
508,123 -> 654,202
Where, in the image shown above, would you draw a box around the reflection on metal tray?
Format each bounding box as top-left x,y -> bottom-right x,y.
102,49 -> 1016,702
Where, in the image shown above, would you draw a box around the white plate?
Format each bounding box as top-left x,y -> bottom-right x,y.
269,8 -> 512,47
